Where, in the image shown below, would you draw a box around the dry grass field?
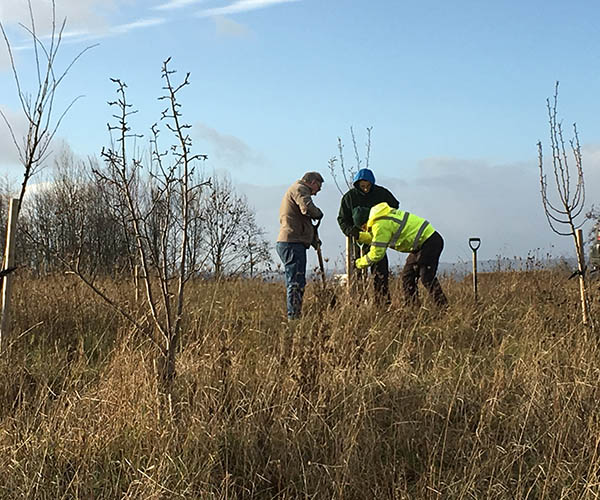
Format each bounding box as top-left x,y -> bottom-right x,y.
1,268 -> 600,499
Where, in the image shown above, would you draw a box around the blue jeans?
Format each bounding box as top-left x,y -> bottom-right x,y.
276,242 -> 307,319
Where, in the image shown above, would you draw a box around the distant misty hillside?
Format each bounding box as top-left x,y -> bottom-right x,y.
297,256 -> 582,282
435,256 -> 579,279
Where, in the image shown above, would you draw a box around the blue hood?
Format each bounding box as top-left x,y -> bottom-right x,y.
353,168 -> 376,188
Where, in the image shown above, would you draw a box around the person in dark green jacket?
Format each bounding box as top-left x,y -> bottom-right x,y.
337,168 -> 399,304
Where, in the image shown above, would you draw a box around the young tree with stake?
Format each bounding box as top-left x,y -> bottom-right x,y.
537,81 -> 590,326
0,0 -> 93,346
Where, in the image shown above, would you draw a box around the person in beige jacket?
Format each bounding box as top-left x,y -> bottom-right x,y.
276,172 -> 324,320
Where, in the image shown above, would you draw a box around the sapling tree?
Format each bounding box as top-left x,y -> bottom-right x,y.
328,126 -> 372,195
98,60 -> 209,396
328,126 -> 373,282
38,60 -> 211,409
0,0 -> 93,345
537,81 -> 590,325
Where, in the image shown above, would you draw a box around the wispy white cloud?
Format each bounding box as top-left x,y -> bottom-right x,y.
56,29 -> 96,40
112,17 -> 167,34
213,16 -> 252,37
0,0 -> 117,35
195,122 -> 264,168
9,16 -> 167,50
197,0 -> 299,18
153,0 -> 208,11
11,29 -> 96,50
1,1 -> 166,49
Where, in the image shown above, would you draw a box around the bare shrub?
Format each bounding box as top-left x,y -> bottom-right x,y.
19,149 -> 131,276
199,173 -> 273,279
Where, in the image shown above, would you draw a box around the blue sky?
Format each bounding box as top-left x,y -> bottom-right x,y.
1,0 -> 600,269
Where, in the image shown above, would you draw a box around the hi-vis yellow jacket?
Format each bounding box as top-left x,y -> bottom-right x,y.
355,202 -> 435,269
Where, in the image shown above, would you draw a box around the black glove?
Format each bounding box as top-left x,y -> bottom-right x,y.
349,227 -> 360,239
311,232 -> 322,249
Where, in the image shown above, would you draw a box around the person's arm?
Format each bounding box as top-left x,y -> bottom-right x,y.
295,184 -> 323,219
358,231 -> 372,245
337,194 -> 359,238
355,223 -> 391,268
384,187 -> 400,209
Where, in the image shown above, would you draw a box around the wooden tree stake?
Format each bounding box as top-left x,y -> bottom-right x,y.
346,236 -> 353,291
1,199 -> 20,348
576,229 -> 590,326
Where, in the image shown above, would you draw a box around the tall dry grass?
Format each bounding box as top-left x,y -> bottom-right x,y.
1,268 -> 600,499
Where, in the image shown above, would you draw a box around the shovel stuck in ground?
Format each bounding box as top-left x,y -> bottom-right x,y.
313,220 -> 337,309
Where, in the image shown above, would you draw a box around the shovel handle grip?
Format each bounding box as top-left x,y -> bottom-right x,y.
469,237 -> 481,251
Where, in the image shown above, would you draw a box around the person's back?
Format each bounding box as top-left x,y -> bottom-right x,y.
278,180 -> 322,247
354,202 -> 448,308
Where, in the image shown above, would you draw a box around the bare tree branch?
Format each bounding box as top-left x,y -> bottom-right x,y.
0,0 -> 95,219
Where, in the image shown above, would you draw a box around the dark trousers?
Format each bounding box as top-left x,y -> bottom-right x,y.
354,243 -> 391,305
401,231 -> 448,307
276,242 -> 307,319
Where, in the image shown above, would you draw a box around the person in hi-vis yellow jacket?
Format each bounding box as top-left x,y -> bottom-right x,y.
353,202 -> 448,307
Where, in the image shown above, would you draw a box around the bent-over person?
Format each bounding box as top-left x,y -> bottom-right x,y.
353,202 -> 448,307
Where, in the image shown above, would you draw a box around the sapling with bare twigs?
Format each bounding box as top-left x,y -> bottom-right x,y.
537,81 -> 590,326
328,126 -> 373,281
328,126 -> 372,195
0,0 -> 94,346
0,0 -> 95,219
102,60 -> 208,393
50,59 -> 211,408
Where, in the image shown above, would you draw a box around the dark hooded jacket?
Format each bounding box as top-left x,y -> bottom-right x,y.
337,168 -> 399,238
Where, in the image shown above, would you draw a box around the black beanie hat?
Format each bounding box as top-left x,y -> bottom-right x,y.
352,206 -> 370,227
